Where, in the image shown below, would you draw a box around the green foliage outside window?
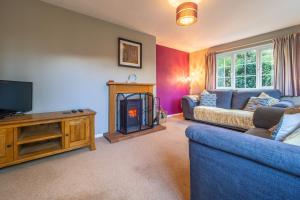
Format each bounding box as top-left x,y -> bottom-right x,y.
217,55 -> 232,88
261,49 -> 273,87
216,46 -> 273,89
235,50 -> 256,88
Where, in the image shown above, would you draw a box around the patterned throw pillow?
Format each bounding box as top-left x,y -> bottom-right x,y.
272,108 -> 300,141
244,97 -> 269,112
258,92 -> 280,106
199,90 -> 217,107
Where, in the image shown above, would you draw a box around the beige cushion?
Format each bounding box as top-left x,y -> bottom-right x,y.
194,106 -> 254,130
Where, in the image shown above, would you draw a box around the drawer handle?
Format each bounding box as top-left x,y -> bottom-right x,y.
6,144 -> 12,148
66,134 -> 69,137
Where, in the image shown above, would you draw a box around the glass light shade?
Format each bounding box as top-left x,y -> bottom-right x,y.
176,2 -> 198,26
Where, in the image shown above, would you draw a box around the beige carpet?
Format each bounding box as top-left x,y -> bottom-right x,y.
0,115 -> 194,200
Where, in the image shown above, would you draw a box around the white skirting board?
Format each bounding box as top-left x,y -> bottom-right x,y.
96,133 -> 103,138
167,113 -> 183,118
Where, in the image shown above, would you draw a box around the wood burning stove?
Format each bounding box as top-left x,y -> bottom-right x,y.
120,99 -> 142,133
117,93 -> 154,134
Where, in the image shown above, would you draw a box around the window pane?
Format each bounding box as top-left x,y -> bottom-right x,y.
246,64 -> 256,75
218,67 -> 225,77
262,49 -> 273,58
225,67 -> 231,77
217,57 -> 224,67
261,49 -> 273,63
246,76 -> 256,88
218,78 -> 225,87
236,65 -> 245,76
261,48 -> 274,88
225,78 -> 231,87
225,57 -> 231,67
262,62 -> 272,75
235,53 -> 245,65
246,50 -> 256,63
236,77 -> 245,88
262,75 -> 272,87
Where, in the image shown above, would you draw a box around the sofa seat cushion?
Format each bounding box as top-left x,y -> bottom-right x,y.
194,106 -> 254,130
245,128 -> 272,139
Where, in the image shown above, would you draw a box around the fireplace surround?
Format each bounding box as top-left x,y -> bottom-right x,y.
104,82 -> 166,143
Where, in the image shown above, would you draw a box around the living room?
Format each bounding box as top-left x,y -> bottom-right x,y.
0,0 -> 300,199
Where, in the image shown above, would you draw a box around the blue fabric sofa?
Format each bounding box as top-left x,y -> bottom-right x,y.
182,89 -> 294,123
186,109 -> 300,200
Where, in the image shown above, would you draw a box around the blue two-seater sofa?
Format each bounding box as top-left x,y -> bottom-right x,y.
186,109 -> 300,200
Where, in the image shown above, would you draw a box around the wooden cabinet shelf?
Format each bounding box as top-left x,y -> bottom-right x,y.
17,122 -> 63,145
18,132 -> 62,145
19,139 -> 62,158
0,109 -> 96,168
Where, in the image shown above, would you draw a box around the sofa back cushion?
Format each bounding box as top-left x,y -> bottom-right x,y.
208,90 -> 233,109
232,89 -> 282,110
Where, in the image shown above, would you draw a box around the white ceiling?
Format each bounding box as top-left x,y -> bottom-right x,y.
41,0 -> 300,52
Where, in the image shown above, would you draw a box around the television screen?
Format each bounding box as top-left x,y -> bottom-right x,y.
0,80 -> 33,114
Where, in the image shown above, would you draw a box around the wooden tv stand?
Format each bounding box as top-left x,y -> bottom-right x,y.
0,109 -> 96,168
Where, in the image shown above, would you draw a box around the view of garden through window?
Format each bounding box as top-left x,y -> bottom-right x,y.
216,45 -> 274,89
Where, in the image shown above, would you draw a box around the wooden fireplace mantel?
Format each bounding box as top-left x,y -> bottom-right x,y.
104,82 -> 165,143
106,82 -> 156,86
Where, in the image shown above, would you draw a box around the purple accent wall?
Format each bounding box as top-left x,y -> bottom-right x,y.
156,45 -> 190,115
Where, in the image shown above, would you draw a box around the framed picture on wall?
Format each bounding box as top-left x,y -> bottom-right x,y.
118,38 -> 142,68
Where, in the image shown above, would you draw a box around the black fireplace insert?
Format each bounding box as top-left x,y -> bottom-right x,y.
117,93 -> 154,134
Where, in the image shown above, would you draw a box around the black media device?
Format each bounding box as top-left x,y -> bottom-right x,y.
0,80 -> 33,118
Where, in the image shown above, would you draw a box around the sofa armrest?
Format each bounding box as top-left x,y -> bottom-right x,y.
186,124 -> 300,177
182,95 -> 199,120
272,100 -> 295,108
253,107 -> 284,129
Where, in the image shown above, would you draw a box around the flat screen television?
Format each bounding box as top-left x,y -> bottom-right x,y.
0,80 -> 33,117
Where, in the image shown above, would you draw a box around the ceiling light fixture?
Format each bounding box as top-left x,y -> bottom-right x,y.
176,2 -> 198,26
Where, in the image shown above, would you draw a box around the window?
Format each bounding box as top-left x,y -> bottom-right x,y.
216,45 -> 274,89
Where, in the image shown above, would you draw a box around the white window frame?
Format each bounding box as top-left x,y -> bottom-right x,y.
216,44 -> 274,90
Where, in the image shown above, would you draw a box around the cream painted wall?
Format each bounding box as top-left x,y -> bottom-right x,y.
0,0 -> 156,136
189,49 -> 207,94
190,25 -> 300,94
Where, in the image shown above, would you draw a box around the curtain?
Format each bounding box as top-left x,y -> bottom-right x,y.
205,52 -> 216,90
273,34 -> 300,96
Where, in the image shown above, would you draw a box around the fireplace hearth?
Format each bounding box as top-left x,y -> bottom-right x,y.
117,93 -> 153,134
